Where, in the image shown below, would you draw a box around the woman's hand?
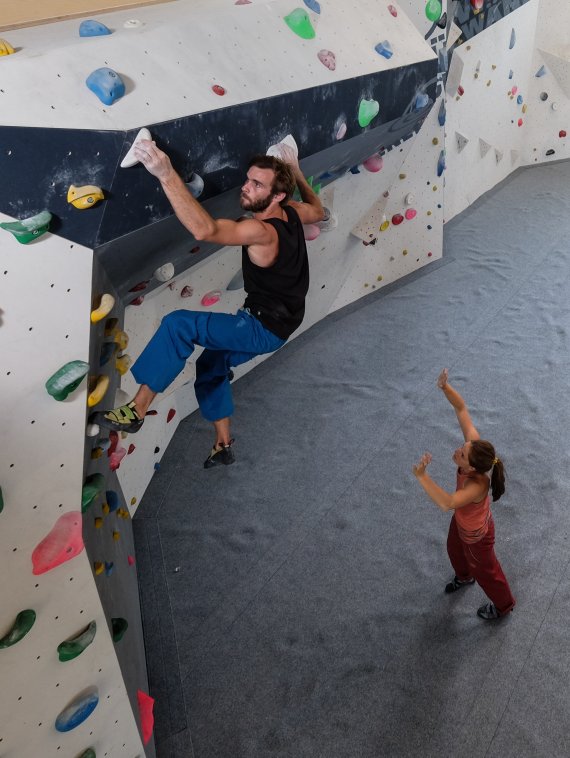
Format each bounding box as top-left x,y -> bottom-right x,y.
437,368 -> 449,389
133,139 -> 176,182
413,452 -> 432,478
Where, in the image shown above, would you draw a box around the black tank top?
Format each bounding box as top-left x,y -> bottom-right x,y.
242,204 -> 309,340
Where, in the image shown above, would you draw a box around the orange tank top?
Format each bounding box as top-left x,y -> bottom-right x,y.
454,470 -> 490,543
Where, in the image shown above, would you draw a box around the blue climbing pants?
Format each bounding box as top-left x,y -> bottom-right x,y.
131,309 -> 286,422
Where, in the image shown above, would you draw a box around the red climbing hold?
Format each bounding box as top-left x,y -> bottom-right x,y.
129,281 -> 149,292
32,512 -> 84,575
190,246 -> 201,254
137,690 -> 155,745
391,214 -> 404,225
146,409 -> 158,416
518,118 -> 523,127
388,4 -> 397,16
129,295 -> 144,306
167,409 -> 176,423
560,130 -> 567,138
212,84 -> 226,96
457,85 -> 465,96
128,443 -> 136,454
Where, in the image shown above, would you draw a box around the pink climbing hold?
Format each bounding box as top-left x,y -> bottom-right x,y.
388,4 -> 397,16
212,84 -> 226,96
128,555 -> 135,566
303,224 -> 321,241
511,85 -> 518,95
362,154 -> 383,172
336,122 -> 347,140
137,690 -> 155,745
470,0 -> 484,8
317,50 -> 336,71
167,408 -> 176,423
560,130 -> 567,138
108,431 -> 127,471
518,118 -> 523,127
180,285 -> 193,298
201,290 -> 222,307
457,85 -> 465,96
405,209 -> 417,220
392,214 -> 404,226
32,512 -> 84,575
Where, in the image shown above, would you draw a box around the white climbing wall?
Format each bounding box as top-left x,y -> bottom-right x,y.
0,220 -> 145,756
444,0 -> 540,222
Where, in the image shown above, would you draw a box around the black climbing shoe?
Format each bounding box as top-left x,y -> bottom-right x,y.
476,602 -> 502,621
445,576 -> 476,594
204,439 -> 235,469
93,401 -> 144,433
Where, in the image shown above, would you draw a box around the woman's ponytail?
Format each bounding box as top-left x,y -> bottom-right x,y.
469,440 -> 506,501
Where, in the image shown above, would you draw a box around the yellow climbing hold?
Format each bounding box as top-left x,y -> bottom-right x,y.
0,39 -> 15,55
67,185 -> 104,209
112,531 -> 120,541
379,220 -> 390,232
102,502 -> 110,515
94,561 -> 104,575
130,497 -> 137,506
377,275 -> 383,281
114,330 -> 129,350
118,508 -> 130,519
91,294 -> 115,324
87,375 -> 110,407
399,173 -> 406,180
522,104 -> 528,113
402,249 -> 408,256
432,137 -> 439,145
427,210 -> 432,216
91,447 -> 104,460
94,517 -> 103,528
115,354 -> 132,376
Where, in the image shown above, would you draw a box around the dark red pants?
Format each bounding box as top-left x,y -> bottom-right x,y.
447,514 -> 515,615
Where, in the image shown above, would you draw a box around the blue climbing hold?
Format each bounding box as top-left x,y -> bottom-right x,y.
106,490 -> 119,512
86,68 -> 125,105
79,20 -> 112,37
509,28 -> 516,50
535,65 -> 546,78
438,99 -> 446,126
414,92 -> 430,111
508,69 -> 514,79
375,40 -> 393,59
99,342 -> 116,367
437,150 -> 446,177
349,165 -> 361,175
55,689 -> 99,732
303,0 -> 321,12
517,94 -> 523,105
105,562 -> 114,576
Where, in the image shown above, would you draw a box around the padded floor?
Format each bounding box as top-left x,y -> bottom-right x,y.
134,160 -> 570,758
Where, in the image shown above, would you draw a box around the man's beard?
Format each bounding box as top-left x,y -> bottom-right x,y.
239,192 -> 274,213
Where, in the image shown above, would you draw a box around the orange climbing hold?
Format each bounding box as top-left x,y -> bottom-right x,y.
32,512 -> 84,575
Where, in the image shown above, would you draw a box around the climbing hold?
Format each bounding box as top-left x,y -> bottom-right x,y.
379,218 -> 390,231
212,84 -> 226,96
362,154 -> 383,172
399,174 -> 406,180
0,610 -> 36,648
128,555 -> 135,566
88,375 -> 110,407
67,185 -> 104,209
115,354 -> 132,376
438,100 -> 446,126
113,530 -> 120,541
79,19 -> 112,36
495,148 -> 504,164
227,268 -> 245,291
94,561 -> 104,575
405,193 -> 414,205
0,38 -> 15,55
303,224 -> 321,241
55,688 -> 99,732
46,360 -> 89,401
317,49 -> 336,71
509,28 -> 515,50
99,342 -> 117,368
94,516 -> 103,527
358,99 -> 380,128
335,122 -> 347,140
130,295 -> 144,306
180,285 -> 194,298
375,40 -> 393,60
57,620 -> 97,662
32,512 -> 84,574
516,94 -> 523,105
91,293 -> 115,323
201,290 -> 222,307
437,150 -> 446,176
82,474 -> 105,513
114,330 -> 129,350
86,423 -> 100,437
546,149 -> 555,156
349,165 -> 360,175
479,138 -> 492,158
517,118 -> 523,127
129,280 -> 149,293
109,441 -> 126,472
457,85 -> 465,96
105,490 -> 119,513
522,104 -> 527,114
78,751 -> 96,758
0,210 -> 51,244
508,69 -> 513,79
121,127 -> 152,168
511,85 -> 518,95
137,690 -> 155,745
303,0 -> 321,12
425,0 -> 442,22
455,132 -> 469,153
154,262 -> 175,282
392,214 -> 404,225
560,130 -> 567,138
167,408 -> 176,423
284,8 -> 316,39
470,0 -> 484,8
405,209 -> 417,220
388,4 -> 397,16
104,562 -> 114,576
112,618 -> 129,642
186,173 -> 204,198
535,65 -> 547,78
414,93 -> 429,111
0,486 -> 3,514
86,68 -> 125,105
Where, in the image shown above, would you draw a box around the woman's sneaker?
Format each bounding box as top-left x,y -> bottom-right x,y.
476,602 -> 502,620
204,439 -> 235,469
445,575 -> 475,594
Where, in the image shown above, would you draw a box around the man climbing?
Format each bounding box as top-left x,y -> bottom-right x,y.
94,139 -> 324,468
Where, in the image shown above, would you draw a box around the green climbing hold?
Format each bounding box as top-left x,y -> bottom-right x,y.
0,210 -> 52,244
0,609 -> 36,649
425,0 -> 442,22
284,8 -> 316,39
358,99 -> 380,127
82,473 -> 105,513
45,360 -> 90,401
112,617 -> 128,642
57,620 -> 97,662
78,750 -> 96,758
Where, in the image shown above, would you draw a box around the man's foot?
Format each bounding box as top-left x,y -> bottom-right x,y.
445,575 -> 476,594
476,602 -> 504,621
93,401 -> 144,433
204,439 -> 235,469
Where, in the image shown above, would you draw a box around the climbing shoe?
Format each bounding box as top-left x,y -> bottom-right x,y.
93,401 -> 143,433
204,439 -> 235,469
445,576 -> 475,594
476,602 -> 502,621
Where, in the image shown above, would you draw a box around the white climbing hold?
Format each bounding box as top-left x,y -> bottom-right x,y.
154,263 -> 175,282
120,128 -> 152,168
266,134 -> 298,160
